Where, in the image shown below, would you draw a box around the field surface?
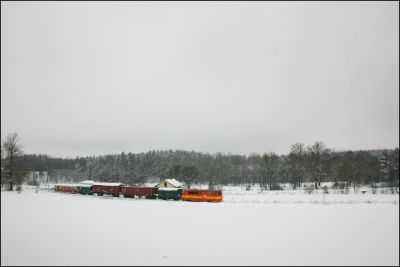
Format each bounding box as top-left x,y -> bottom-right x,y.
1,188 -> 399,266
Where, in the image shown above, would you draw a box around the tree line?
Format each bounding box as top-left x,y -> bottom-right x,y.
1,133 -> 399,191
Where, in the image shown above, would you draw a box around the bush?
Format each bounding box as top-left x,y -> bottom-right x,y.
371,184 -> 377,194
16,185 -> 22,193
270,184 -> 283,190
341,187 -> 350,194
1,184 -> 9,191
304,185 -> 314,194
322,185 -> 329,194
27,180 -> 40,186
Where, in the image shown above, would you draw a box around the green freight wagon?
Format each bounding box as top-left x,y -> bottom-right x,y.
157,188 -> 182,200
76,184 -> 93,195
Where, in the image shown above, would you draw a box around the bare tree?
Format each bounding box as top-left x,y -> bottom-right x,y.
181,165 -> 199,189
287,143 -> 306,189
2,133 -> 25,187
167,164 -> 182,179
380,149 -> 399,194
307,141 -> 328,189
379,150 -> 391,187
261,152 -> 279,191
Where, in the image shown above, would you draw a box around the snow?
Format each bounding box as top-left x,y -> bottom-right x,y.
1,187 -> 399,266
145,182 -> 158,187
79,180 -> 96,185
158,187 -> 181,191
221,187 -> 399,205
164,178 -> 182,188
76,184 -> 92,188
92,182 -> 125,186
53,183 -> 81,187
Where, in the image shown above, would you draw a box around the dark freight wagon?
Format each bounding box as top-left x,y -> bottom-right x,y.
76,184 -> 93,195
157,188 -> 182,200
92,183 -> 124,197
121,186 -> 158,199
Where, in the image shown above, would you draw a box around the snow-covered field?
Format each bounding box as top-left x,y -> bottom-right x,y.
221,186 -> 399,205
1,188 -> 399,266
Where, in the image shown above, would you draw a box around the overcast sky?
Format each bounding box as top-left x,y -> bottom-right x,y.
1,1 -> 399,158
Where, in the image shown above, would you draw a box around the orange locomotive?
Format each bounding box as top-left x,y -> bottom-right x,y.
181,189 -> 223,202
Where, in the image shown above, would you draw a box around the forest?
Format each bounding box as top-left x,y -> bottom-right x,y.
2,135 -> 398,191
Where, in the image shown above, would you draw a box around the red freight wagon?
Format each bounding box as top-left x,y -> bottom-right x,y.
92,182 -> 124,197
54,184 -> 76,194
181,189 -> 223,202
121,186 -> 158,199
54,184 -> 78,194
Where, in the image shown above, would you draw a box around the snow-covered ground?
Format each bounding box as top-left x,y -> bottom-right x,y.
1,187 -> 399,266
221,186 -> 399,205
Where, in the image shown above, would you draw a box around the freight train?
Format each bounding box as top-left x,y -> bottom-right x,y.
53,183 -> 223,202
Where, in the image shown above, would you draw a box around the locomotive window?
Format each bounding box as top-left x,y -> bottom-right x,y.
188,191 -> 198,194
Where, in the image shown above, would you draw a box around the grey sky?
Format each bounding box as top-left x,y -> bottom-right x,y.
1,1 -> 399,158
